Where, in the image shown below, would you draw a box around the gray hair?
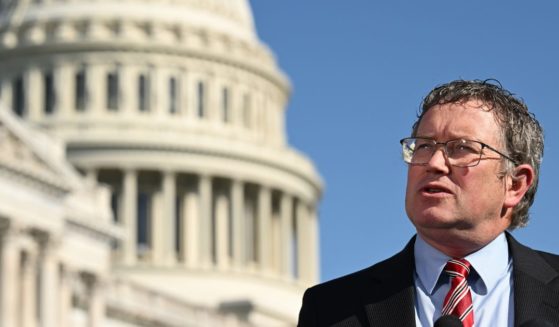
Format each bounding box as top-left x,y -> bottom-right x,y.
411,79 -> 544,229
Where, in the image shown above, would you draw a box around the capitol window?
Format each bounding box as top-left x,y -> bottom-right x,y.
169,76 -> 178,114
197,80 -> 205,118
12,75 -> 24,117
107,71 -> 119,111
222,87 -> 230,123
75,68 -> 87,111
137,191 -> 151,257
44,70 -> 55,114
138,74 -> 150,112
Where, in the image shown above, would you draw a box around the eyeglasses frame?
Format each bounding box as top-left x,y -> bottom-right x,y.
399,137 -> 519,168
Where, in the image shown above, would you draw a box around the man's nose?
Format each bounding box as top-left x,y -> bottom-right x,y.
425,147 -> 450,173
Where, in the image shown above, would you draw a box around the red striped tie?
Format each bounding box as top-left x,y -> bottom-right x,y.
442,258 -> 474,327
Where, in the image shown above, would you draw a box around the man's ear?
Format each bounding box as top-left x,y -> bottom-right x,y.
503,164 -> 534,209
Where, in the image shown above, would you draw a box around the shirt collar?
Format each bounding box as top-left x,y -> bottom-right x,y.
414,232 -> 510,295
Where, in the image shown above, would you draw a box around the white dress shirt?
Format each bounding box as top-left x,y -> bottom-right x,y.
413,233 -> 514,327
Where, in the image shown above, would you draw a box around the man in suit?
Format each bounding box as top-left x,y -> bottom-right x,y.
298,80 -> 559,327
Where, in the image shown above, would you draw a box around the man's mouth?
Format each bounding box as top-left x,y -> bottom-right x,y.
425,187 -> 448,193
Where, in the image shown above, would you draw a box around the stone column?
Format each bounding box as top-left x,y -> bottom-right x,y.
163,171 -> 177,265
257,185 -> 271,272
86,275 -> 105,327
231,179 -> 245,269
215,191 -> 230,269
271,203 -> 282,274
199,175 -> 212,268
150,190 -> 164,264
244,196 -> 257,267
39,238 -> 59,327
280,193 -> 293,278
122,169 -> 138,265
308,205 -> 320,283
21,248 -> 38,327
183,186 -> 199,267
0,227 -> 20,327
296,201 -> 310,283
58,267 -> 73,327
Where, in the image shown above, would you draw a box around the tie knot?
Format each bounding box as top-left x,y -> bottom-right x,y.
444,258 -> 471,279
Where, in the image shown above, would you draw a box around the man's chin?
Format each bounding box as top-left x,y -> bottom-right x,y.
409,211 -> 459,229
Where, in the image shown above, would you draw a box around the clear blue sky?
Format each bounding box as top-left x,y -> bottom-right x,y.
250,1 -> 559,282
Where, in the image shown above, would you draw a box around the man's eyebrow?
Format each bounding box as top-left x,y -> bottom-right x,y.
414,135 -> 480,141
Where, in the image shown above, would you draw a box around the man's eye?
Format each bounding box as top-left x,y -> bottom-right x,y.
454,144 -> 478,153
415,143 -> 432,151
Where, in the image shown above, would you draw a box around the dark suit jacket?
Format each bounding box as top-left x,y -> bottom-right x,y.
298,233 -> 559,327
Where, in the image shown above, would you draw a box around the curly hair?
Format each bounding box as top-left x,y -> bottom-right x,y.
411,79 -> 544,229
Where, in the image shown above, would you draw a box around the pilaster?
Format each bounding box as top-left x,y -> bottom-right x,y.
153,66 -> 167,117
120,64 -> 137,116
87,63 -> 106,116
55,64 -> 74,117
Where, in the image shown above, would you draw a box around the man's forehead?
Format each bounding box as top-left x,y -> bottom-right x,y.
417,100 -> 502,142
428,99 -> 494,112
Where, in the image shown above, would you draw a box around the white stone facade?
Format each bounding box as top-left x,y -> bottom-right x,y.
0,1 -> 322,326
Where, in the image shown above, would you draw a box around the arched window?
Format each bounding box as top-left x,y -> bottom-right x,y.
197,81 -> 205,118
222,87 -> 230,123
169,77 -> 178,114
138,74 -> 150,112
75,68 -> 87,111
137,191 -> 151,256
12,76 -> 24,117
107,71 -> 119,111
44,70 -> 55,114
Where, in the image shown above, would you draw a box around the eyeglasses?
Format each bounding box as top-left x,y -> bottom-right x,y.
400,137 -> 518,168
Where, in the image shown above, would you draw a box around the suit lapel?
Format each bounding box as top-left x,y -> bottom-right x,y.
363,237 -> 417,327
508,233 -> 559,326
356,233 -> 559,327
